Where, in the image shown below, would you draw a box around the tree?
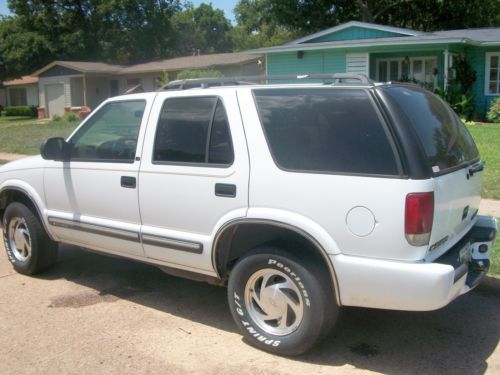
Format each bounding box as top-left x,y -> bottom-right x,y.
0,16 -> 53,79
171,3 -> 233,55
233,0 -> 500,36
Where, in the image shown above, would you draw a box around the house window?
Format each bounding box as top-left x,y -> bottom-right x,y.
8,88 -> 28,106
486,53 -> 500,95
376,57 -> 437,89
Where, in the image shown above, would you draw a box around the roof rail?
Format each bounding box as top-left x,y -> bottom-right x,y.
158,73 -> 375,91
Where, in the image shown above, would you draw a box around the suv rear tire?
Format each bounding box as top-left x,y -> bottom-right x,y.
227,246 -> 338,356
2,202 -> 58,275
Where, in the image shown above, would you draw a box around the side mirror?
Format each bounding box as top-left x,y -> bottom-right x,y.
40,137 -> 69,161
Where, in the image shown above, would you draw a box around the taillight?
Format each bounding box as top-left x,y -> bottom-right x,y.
405,192 -> 434,246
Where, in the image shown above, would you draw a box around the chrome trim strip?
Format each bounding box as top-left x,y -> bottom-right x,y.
141,234 -> 203,254
211,218 -> 342,306
48,217 -> 140,242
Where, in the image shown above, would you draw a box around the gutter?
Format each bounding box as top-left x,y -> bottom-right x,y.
246,38 -> 486,54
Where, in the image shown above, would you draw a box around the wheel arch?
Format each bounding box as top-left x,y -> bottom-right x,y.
0,185 -> 54,241
211,219 -> 341,305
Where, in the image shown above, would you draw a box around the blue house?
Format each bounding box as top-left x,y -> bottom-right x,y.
250,21 -> 500,115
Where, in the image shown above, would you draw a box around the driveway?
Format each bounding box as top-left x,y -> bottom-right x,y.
0,242 -> 499,374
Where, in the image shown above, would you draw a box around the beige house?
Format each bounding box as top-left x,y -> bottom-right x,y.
0,76 -> 39,108
29,52 -> 263,118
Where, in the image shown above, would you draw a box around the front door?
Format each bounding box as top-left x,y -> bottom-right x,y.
138,91 -> 249,274
44,98 -> 152,257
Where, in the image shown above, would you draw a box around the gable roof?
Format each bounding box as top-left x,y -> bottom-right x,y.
248,21 -> 500,54
3,76 -> 38,86
120,52 -> 260,74
32,61 -> 125,76
29,53 -> 261,77
288,21 -> 423,45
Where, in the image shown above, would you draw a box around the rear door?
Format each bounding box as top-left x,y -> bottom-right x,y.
382,86 -> 482,257
138,90 -> 249,274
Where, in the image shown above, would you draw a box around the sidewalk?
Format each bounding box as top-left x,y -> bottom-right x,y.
0,152 -> 29,161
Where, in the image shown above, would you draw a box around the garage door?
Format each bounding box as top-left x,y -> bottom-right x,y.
46,84 -> 65,117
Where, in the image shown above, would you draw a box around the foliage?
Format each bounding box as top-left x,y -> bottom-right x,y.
171,3 -> 232,55
466,123 -> 500,200
63,112 -> 79,122
1,0 -> 500,81
435,56 -> 477,119
156,70 -> 171,87
4,106 -> 38,117
487,98 -> 500,123
176,69 -> 224,80
232,0 -> 500,36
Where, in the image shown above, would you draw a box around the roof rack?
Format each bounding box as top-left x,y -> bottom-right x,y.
158,73 -> 375,91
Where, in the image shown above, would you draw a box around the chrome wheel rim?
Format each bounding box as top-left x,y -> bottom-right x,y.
244,268 -> 304,336
8,217 -> 32,262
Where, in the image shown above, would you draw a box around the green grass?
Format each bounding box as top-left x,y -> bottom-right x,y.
0,159 -> 8,165
466,123 -> 500,200
0,116 -> 77,155
491,227 -> 500,277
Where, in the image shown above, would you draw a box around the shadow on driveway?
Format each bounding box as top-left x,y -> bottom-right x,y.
38,245 -> 500,374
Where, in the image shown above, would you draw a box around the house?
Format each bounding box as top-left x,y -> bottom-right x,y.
0,76 -> 39,108
29,52 -> 263,118
250,21 -> 500,115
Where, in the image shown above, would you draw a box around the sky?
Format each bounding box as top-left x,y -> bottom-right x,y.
0,0 -> 238,22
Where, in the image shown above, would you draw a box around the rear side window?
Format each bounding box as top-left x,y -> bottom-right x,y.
153,97 -> 233,166
253,88 -> 399,175
383,86 -> 479,174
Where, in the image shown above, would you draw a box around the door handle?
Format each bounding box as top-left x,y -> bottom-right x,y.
215,183 -> 236,198
121,176 -> 136,189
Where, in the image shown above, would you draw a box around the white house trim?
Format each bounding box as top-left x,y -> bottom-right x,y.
287,21 -> 423,45
485,52 -> 500,96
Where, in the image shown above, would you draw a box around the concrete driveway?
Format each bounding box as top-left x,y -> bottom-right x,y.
0,243 -> 499,374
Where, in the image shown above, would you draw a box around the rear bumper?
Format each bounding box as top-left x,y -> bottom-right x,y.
333,215 -> 497,311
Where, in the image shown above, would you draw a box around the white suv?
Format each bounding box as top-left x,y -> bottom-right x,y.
0,75 -> 497,355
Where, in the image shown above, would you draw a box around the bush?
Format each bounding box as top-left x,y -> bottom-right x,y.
486,97 -> 500,123
4,106 -> 38,117
63,112 -> 79,122
176,69 -> 223,80
52,114 -> 62,121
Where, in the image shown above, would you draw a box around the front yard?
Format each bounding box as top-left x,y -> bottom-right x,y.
0,116 -> 76,156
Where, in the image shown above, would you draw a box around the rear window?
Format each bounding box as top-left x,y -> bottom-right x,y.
253,88 -> 399,176
383,86 -> 479,174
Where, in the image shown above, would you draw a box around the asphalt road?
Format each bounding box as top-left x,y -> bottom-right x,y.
1,243 -> 499,374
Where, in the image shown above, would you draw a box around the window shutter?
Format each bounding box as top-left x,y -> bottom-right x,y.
346,53 -> 369,76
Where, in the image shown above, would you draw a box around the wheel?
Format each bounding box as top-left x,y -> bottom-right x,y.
2,202 -> 58,275
227,246 -> 338,356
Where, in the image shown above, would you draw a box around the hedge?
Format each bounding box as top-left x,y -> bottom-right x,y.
3,106 -> 38,117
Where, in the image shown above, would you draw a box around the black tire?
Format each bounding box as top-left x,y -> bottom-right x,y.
2,202 -> 58,275
227,246 -> 338,356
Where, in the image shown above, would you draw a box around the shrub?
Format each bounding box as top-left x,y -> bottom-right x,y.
52,114 -> 62,122
486,97 -> 500,123
4,106 -> 38,117
63,112 -> 79,122
176,69 -> 223,80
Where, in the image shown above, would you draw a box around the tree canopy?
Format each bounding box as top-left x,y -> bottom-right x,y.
0,0 -> 499,80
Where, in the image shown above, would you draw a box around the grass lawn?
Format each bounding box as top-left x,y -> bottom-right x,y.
491,225 -> 500,277
466,124 -> 500,200
0,116 -> 77,155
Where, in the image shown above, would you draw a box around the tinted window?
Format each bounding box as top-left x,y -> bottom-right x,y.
70,100 -> 145,162
383,86 -> 479,174
154,97 -> 233,165
254,88 -> 398,175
